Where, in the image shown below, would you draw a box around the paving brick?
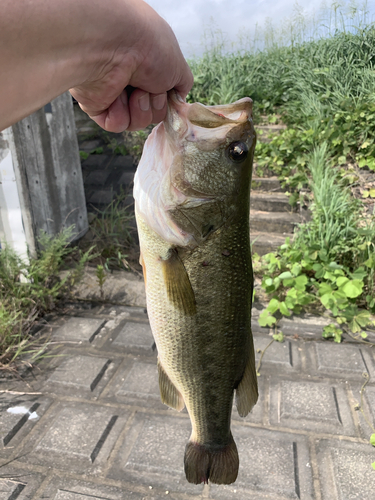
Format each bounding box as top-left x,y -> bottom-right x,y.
269,378 -> 356,436
111,155 -> 135,170
102,358 -> 166,410
20,402 -> 129,474
0,395 -> 51,453
87,189 -> 115,205
42,478 -> 150,500
0,468 -> 45,500
118,361 -> 158,397
106,321 -> 154,352
82,155 -> 111,169
43,354 -> 117,398
317,439 -> 375,500
119,170 -> 135,185
279,314 -> 329,337
80,139 -> 102,152
107,412 -> 203,495
352,384 -> 375,437
85,170 -> 111,186
53,317 -> 105,343
253,336 -> 301,372
210,426 -> 313,499
313,342 -> 375,379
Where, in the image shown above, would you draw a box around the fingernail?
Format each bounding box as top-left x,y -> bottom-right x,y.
151,93 -> 166,110
139,93 -> 150,112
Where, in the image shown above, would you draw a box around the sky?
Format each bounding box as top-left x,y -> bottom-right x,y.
145,0 -> 375,57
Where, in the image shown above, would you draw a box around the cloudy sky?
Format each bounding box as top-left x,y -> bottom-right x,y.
145,0 -> 375,57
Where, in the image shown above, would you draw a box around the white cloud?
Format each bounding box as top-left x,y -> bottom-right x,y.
145,0 -> 375,57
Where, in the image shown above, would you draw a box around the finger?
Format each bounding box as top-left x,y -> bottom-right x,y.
127,89 -> 153,131
86,90 -> 130,132
150,93 -> 167,124
173,62 -> 194,101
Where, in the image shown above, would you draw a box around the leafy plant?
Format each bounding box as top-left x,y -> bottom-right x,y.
0,227 -> 95,370
257,143 -> 375,339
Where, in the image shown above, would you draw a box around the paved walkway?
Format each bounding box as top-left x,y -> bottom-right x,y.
1,302 -> 375,500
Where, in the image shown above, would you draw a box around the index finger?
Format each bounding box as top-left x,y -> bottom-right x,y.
173,61 -> 194,100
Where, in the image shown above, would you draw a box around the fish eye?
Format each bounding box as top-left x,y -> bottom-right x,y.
227,141 -> 248,163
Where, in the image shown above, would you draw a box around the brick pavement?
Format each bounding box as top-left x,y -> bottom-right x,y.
1,304 -> 375,500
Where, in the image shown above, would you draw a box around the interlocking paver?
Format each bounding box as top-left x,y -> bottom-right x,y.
313,342 -> 375,379
85,170 -> 111,186
18,402 -> 130,475
107,321 -> 154,351
115,361 -> 159,400
254,336 -> 302,372
0,395 -> 51,453
46,483 -> 146,500
269,378 -> 356,436
53,317 -> 105,344
210,426 -> 313,500
316,439 -> 375,500
2,296 -> 375,499
43,354 -> 117,398
108,412 -> 204,495
102,358 -> 167,411
0,468 -> 45,500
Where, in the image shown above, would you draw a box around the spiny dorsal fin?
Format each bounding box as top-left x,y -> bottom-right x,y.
158,359 -> 185,411
235,337 -> 258,417
161,249 -> 196,316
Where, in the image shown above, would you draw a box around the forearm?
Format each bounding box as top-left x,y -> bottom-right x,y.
0,0 -> 148,130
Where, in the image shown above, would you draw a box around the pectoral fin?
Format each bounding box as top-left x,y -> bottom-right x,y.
235,339 -> 258,417
161,249 -> 196,315
158,359 -> 185,411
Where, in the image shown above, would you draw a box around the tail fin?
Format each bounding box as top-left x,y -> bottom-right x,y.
184,433 -> 239,485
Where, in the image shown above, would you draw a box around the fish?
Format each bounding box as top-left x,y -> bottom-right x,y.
133,91 -> 258,485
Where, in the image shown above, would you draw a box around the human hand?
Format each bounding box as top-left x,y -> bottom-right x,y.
70,0 -> 193,132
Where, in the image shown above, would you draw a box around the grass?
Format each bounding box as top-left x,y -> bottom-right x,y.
0,227 -> 94,371
80,189 -> 139,272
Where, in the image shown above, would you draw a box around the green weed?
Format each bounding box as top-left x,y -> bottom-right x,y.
88,190 -> 135,271
0,227 -> 95,370
257,146 -> 375,340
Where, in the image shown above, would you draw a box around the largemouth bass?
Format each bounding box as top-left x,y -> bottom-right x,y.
133,91 -> 258,485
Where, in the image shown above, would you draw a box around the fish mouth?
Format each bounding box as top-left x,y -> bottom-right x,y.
165,91 -> 254,152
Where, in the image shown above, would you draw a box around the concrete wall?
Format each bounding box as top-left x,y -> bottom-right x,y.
1,92 -> 88,257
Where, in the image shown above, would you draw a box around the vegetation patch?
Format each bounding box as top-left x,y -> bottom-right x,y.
0,228 -> 94,371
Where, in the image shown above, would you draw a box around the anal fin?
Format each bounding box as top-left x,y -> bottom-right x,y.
161,249 -> 196,316
235,337 -> 258,417
158,359 -> 185,411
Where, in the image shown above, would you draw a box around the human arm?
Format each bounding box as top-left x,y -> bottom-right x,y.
0,0 -> 193,132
